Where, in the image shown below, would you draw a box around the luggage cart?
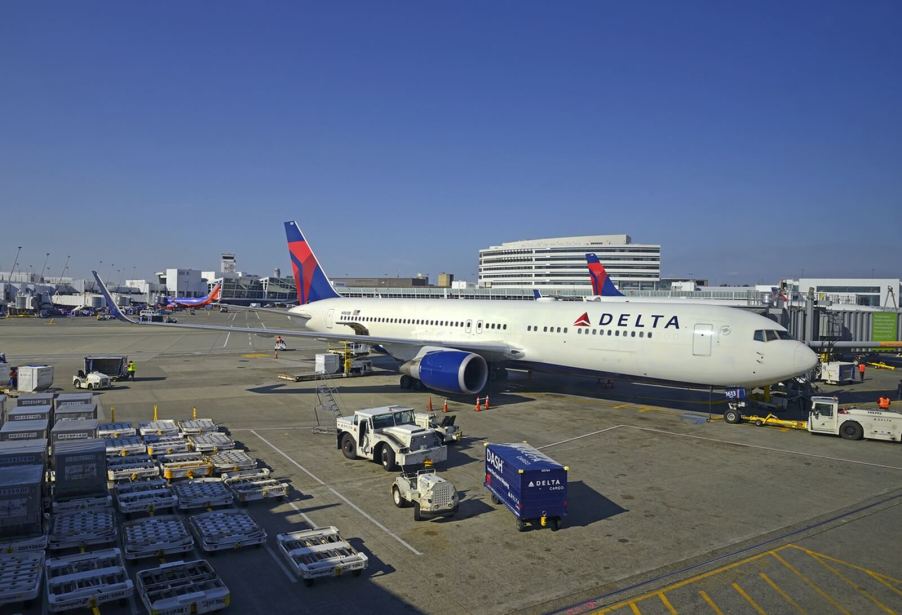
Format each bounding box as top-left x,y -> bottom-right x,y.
209,449 -> 256,474
107,453 -> 160,481
97,422 -> 136,438
45,548 -> 134,613
137,560 -> 230,615
188,508 -> 266,552
276,526 -> 368,586
0,551 -> 43,607
177,418 -> 218,435
171,479 -> 234,510
139,420 -> 180,437
121,515 -> 193,560
105,435 -> 146,456
189,432 -> 235,453
48,507 -> 117,551
51,494 -> 112,513
147,436 -> 192,456
223,471 -> 288,503
160,453 -> 213,480
115,478 -> 177,515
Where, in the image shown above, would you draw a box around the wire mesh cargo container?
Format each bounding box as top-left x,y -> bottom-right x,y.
276,526 -> 368,586
139,420 -> 180,437
177,418 -> 218,435
45,548 -> 133,612
209,449 -> 256,474
14,392 -> 54,407
97,422 -> 136,438
6,404 -> 52,423
104,435 -> 146,456
188,508 -> 266,552
171,479 -> 233,510
189,432 -> 235,453
50,419 -> 99,445
0,419 -> 49,442
0,551 -> 44,607
0,439 -> 47,468
137,559 -> 230,615
48,506 -> 117,551
107,454 -> 159,481
122,515 -> 193,560
115,478 -> 177,515
52,438 -> 106,499
0,465 -> 44,539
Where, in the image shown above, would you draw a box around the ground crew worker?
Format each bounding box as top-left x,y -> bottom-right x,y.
858,361 -> 866,382
878,396 -> 890,410
9,366 -> 17,390
127,360 -> 137,381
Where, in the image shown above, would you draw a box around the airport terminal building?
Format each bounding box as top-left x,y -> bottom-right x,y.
478,235 -> 661,292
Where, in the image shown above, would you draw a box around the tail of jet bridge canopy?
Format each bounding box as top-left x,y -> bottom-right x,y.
586,253 -> 625,297
284,220 -> 341,305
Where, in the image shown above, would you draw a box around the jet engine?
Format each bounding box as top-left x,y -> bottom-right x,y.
400,348 -> 488,394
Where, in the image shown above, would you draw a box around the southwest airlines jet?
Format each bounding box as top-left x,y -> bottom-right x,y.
93,221 -> 817,395
163,282 -> 222,309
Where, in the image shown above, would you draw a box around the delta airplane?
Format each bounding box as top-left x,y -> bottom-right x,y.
93,220 -> 817,396
162,282 -> 222,310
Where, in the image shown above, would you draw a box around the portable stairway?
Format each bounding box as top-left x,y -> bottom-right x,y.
313,373 -> 342,434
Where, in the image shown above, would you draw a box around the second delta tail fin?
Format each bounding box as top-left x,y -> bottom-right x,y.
284,220 -> 340,305
586,253 -> 625,297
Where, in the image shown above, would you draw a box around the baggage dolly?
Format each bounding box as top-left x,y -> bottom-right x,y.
0,551 -> 43,607
209,449 -> 256,474
0,531 -> 48,553
276,526 -> 368,586
107,453 -> 160,481
45,548 -> 134,612
147,436 -> 192,457
115,478 -> 178,515
188,508 -> 266,552
223,470 -> 288,503
160,453 -> 213,480
177,418 -> 218,435
139,420 -> 180,437
122,515 -> 194,560
171,478 -> 234,510
97,422 -> 136,438
51,494 -> 112,513
49,507 -> 117,551
105,435 -> 146,456
189,432 -> 235,453
137,559 -> 230,615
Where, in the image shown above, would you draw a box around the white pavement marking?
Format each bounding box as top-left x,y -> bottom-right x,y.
264,544 -> 298,584
628,425 -> 902,471
538,426 -> 623,450
288,499 -> 316,526
223,331 -> 231,348
249,429 -> 423,556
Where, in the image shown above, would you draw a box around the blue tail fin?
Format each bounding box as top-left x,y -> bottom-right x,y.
586,253 -> 625,297
284,221 -> 340,305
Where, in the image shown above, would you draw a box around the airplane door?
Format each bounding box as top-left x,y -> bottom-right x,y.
465,319 -> 473,334
326,309 -> 334,329
692,323 -> 713,356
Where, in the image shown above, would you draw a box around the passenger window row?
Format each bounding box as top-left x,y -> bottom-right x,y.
359,316 -> 507,330
525,325 -> 653,339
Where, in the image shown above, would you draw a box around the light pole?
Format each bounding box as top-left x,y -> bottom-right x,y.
8,246 -> 22,281
39,252 -> 50,282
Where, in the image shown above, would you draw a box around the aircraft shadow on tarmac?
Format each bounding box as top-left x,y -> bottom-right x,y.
563,481 -> 628,528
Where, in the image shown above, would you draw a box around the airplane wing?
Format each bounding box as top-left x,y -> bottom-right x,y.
93,272 -> 520,360
212,303 -> 305,318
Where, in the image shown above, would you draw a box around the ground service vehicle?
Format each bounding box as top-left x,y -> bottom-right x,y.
484,442 -> 568,532
414,412 -> 462,444
391,470 -> 458,520
84,355 -> 128,380
337,406 -> 447,471
72,370 -> 112,390
816,361 -> 856,385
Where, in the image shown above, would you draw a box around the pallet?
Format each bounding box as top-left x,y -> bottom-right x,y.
209,449 -> 256,474
147,437 -> 192,457
51,494 -> 112,513
48,507 -> 117,551
0,532 -> 48,553
139,420 -> 180,437
107,453 -> 160,481
276,526 -> 368,585
97,422 -> 137,438
45,548 -> 134,612
177,418 -> 218,435
188,508 -> 266,552
105,435 -> 146,456
171,479 -> 234,510
122,515 -> 194,560
189,432 -> 235,453
223,471 -> 288,503
137,559 -> 230,615
160,454 -> 213,480
115,478 -> 178,515
0,551 -> 43,606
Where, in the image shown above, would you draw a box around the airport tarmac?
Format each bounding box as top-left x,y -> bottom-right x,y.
1,313 -> 901,615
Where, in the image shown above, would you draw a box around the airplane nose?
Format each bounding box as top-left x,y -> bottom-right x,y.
794,344 -> 818,374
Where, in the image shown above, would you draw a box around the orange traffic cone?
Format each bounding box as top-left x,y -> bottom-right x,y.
484,395 -> 490,410
427,396 -> 433,412
442,399 -> 449,413
475,397 -> 482,412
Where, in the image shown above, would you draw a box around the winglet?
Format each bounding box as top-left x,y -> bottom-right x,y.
532,289 -> 542,300
92,271 -> 137,323
586,253 -> 625,297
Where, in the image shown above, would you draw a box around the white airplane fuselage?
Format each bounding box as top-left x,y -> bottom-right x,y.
290,298 -> 816,388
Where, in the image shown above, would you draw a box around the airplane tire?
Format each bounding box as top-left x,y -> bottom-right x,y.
340,434 -> 357,459
724,408 -> 741,424
839,421 -> 863,441
400,375 -> 413,389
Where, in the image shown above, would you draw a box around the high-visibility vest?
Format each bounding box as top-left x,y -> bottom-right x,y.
878,397 -> 890,409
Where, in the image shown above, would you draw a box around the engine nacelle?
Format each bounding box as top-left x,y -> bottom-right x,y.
401,348 -> 488,394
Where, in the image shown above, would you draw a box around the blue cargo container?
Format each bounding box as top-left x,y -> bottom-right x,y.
484,442 -> 568,531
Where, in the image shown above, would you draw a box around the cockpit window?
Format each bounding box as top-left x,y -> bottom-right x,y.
755,329 -> 792,342
765,330 -> 779,342
754,330 -> 766,342
776,331 -> 791,340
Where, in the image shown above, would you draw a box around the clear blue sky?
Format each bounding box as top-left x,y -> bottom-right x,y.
2,1 -> 900,285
